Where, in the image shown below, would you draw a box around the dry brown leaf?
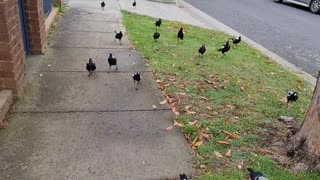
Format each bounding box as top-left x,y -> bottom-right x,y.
226,133 -> 240,140
287,104 -> 292,111
185,105 -> 192,110
172,64 -> 176,68
214,151 -> 223,158
280,96 -> 288,103
226,105 -> 235,109
240,86 -> 245,91
199,114 -> 213,118
224,119 -> 232,125
200,96 -> 212,101
258,148 -> 271,155
188,120 -> 198,126
217,140 -> 229,145
169,78 -> 176,81
206,106 -> 212,110
226,149 -> 231,157
222,130 -> 231,135
201,133 -> 211,141
165,125 -> 173,131
192,141 -> 203,148
264,61 -> 275,66
172,107 -> 180,116
205,80 -> 215,85
297,79 -> 303,84
156,79 -> 164,83
178,84 -> 185,89
198,87 -> 206,93
179,92 -> 186,95
237,164 -> 242,169
187,111 -> 197,115
213,111 -> 218,115
174,121 -> 184,127
160,99 -> 167,105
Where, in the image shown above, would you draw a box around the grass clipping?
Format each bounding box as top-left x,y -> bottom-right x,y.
122,11 -> 320,179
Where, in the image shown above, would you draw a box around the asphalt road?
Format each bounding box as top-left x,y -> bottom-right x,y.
185,0 -> 320,76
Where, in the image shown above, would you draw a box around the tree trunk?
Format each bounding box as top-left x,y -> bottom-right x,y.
291,72 -> 320,156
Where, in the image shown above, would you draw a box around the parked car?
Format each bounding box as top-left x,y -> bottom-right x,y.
274,0 -> 320,14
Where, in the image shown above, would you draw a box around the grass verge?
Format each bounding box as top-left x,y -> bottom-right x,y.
122,11 -> 319,179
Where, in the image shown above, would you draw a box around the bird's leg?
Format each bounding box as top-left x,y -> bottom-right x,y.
88,71 -> 91,77
120,40 -> 122,45
116,65 -> 118,71
114,38 -> 116,42
108,66 -> 111,73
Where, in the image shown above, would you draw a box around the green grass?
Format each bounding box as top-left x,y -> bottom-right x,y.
122,11 -> 319,179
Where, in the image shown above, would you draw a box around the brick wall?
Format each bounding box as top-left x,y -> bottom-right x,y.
0,0 -> 25,94
24,0 -> 46,54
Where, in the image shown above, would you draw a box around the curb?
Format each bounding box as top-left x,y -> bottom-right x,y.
146,0 -> 176,4
178,0 -> 316,86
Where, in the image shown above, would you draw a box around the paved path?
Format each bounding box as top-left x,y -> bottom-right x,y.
185,0 -> 320,76
0,0 -> 192,179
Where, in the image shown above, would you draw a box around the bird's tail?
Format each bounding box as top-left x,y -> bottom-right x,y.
247,168 -> 254,173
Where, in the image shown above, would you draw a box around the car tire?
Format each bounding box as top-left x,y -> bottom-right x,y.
274,0 -> 283,3
310,0 -> 320,14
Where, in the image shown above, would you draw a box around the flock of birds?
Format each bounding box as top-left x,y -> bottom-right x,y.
86,1 -> 301,179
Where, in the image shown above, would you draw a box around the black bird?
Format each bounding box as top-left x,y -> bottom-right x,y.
287,91 -> 299,103
133,0 -> 136,8
155,18 -> 161,28
114,31 -> 123,45
218,41 -> 230,55
153,31 -> 160,42
198,44 -> 206,57
177,27 -> 184,41
180,174 -> 188,180
230,36 -> 241,45
100,1 -> 105,10
107,53 -> 118,72
86,58 -> 96,77
132,72 -> 142,85
247,168 -> 269,180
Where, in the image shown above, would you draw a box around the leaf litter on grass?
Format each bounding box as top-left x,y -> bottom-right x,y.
122,11 -> 319,179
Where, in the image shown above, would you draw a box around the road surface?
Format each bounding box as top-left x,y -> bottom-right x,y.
185,0 -> 320,76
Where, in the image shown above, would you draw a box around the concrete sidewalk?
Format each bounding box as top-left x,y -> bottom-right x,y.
119,0 -> 316,86
0,0 -> 192,179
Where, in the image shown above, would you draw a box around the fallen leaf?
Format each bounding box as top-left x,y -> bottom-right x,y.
165,125 -> 173,131
200,96 -> 213,101
187,111 -> 197,115
206,106 -> 212,110
160,100 -> 167,105
185,105 -> 192,110
264,61 -> 275,66
199,114 -> 212,118
217,140 -> 229,145
198,87 -> 206,93
226,133 -> 240,140
280,96 -> 288,103
188,120 -> 198,126
174,121 -> 184,127
222,130 -> 231,135
240,86 -> 245,91
287,104 -> 292,111
172,64 -> 176,68
226,149 -> 231,157
224,119 -> 232,125
152,105 -> 157,109
156,79 -> 164,83
192,141 -> 203,148
205,80 -> 215,85
168,78 -> 176,81
237,164 -> 242,169
214,151 -> 223,158
297,79 -> 303,84
179,92 -> 186,95
213,111 -> 218,115
226,105 -> 235,109
258,148 -> 271,155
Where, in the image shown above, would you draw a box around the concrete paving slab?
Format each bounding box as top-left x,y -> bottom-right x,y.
67,0 -> 121,10
62,8 -> 122,22
0,112 -> 193,179
13,72 -> 167,112
40,48 -> 149,72
51,31 -> 130,49
59,19 -> 125,33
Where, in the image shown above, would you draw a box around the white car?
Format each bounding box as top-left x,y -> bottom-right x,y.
274,0 -> 320,14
